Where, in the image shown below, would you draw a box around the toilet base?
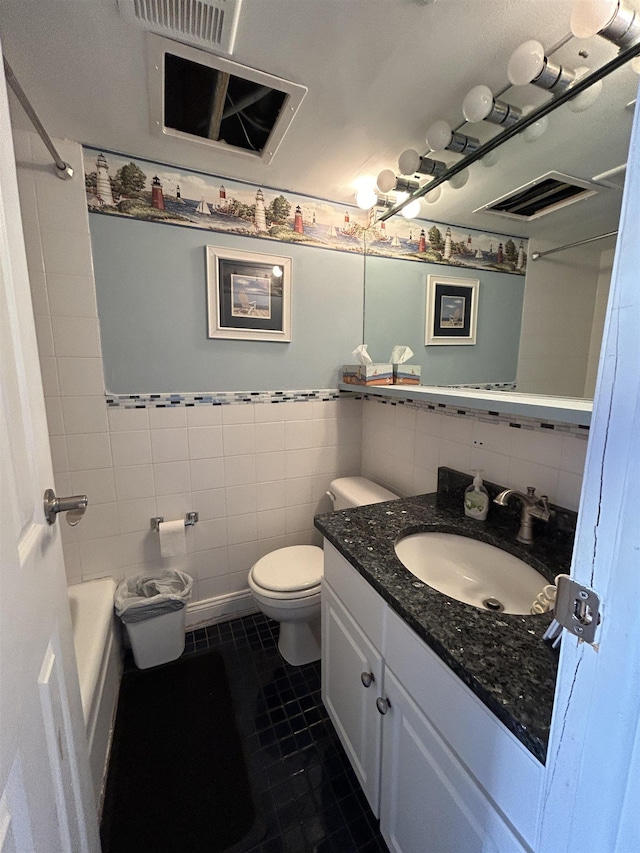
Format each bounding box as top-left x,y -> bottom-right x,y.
277,613 -> 321,666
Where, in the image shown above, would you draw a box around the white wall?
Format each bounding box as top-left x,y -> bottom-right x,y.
14,132 -> 361,614
361,397 -> 587,512
517,240 -> 607,397
584,247 -> 614,398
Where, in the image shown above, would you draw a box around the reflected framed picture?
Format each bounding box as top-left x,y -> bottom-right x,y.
425,275 -> 479,346
206,245 -> 292,341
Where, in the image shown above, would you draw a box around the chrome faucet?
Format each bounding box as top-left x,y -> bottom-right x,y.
493,486 -> 552,545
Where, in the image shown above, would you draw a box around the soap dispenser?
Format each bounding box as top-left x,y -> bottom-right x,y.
464,470 -> 489,521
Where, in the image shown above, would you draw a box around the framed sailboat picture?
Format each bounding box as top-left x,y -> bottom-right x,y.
206,246 -> 292,341
425,275 -> 479,345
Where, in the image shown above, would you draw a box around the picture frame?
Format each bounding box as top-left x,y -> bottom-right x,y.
425,275 -> 479,346
206,245 -> 292,341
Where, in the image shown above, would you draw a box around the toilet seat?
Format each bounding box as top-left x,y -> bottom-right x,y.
250,545 -> 323,599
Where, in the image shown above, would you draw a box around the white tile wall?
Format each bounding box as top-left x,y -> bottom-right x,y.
16,131 -> 587,606
361,397 -> 587,512
16,135 -> 362,600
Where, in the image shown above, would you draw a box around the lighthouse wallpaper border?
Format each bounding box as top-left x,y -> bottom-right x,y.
83,147 -> 529,275
206,245 -> 292,342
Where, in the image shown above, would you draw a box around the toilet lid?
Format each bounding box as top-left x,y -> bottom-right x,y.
251,546 -> 323,593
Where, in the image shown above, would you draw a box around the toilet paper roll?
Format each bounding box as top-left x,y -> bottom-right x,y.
158,519 -> 186,558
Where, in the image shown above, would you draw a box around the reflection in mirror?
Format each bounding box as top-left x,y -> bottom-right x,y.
363,42 -> 638,400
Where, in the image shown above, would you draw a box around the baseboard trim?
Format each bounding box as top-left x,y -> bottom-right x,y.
185,590 -> 259,630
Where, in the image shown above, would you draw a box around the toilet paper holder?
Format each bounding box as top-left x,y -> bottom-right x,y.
150,512 -> 199,531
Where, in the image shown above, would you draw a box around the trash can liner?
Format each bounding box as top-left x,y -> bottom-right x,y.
115,571 -> 193,624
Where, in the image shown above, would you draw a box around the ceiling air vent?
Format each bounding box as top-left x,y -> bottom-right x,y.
147,34 -> 307,164
119,0 -> 242,55
475,172 -> 599,222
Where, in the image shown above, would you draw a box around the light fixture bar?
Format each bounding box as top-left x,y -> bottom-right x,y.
378,38 -> 640,222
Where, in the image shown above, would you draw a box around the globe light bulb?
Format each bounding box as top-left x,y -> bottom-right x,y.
272,266 -> 283,278
481,150 -> 500,168
356,186 -> 378,210
508,39 -> 546,86
449,169 -> 469,189
402,199 -> 422,219
424,186 -> 442,204
398,149 -> 421,175
425,120 -> 453,152
462,85 -> 494,123
522,109 -> 549,142
376,169 -> 398,194
570,0 -> 618,37
567,66 -> 604,112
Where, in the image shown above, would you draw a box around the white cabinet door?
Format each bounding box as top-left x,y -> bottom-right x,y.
380,668 -> 527,853
322,581 -> 383,816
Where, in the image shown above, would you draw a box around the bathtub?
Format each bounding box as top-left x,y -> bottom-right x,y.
68,577 -> 122,810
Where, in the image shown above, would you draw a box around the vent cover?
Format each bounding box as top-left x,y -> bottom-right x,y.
475,172 -> 599,222
147,34 -> 307,164
119,0 -> 242,55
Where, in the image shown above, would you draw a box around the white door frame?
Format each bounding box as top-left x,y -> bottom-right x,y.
539,82 -> 640,851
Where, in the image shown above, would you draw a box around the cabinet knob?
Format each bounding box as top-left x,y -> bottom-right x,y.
376,697 -> 391,715
360,671 -> 374,688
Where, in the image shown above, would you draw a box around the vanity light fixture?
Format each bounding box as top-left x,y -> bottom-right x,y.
462,85 -> 523,127
448,168 -> 470,188
571,0 -> 640,48
424,185 -> 442,203
508,39 -> 576,93
376,169 -> 420,194
566,66 -> 604,112
375,195 -> 396,209
401,198 -> 422,218
521,106 -> 550,141
398,149 -> 448,177
355,186 -> 378,210
425,119 -> 480,154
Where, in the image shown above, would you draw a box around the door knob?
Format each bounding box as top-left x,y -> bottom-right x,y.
43,488 -> 88,526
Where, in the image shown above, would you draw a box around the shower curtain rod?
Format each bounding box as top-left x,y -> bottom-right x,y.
3,57 -> 73,180
530,231 -> 618,261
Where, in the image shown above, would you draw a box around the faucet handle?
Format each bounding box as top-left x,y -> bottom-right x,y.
531,494 -> 552,522
526,486 -> 537,498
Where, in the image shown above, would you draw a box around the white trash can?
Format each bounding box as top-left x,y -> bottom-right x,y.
114,571 -> 193,669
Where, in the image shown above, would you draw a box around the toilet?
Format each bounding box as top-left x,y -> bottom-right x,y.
248,477 -> 399,665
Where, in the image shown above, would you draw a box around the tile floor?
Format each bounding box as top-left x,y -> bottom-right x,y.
183,613 -> 389,853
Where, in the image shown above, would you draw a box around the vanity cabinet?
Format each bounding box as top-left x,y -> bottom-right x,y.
321,541 -> 544,853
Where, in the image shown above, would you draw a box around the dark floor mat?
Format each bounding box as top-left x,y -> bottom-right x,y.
101,647 -> 263,853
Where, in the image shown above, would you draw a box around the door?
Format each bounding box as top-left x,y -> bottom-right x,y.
0,43 -> 100,853
321,582 -> 383,815
380,668 -> 525,853
537,83 -> 640,850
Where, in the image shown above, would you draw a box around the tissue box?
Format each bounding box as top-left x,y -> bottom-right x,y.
343,364 -> 393,386
393,364 -> 421,385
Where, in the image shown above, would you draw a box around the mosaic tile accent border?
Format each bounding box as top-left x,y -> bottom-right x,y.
354,391 -> 590,438
105,389 -> 343,409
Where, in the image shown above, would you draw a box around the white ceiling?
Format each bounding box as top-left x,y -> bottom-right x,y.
1,0 -> 637,243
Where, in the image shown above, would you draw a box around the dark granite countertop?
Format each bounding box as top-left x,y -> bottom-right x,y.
314,468 -> 575,764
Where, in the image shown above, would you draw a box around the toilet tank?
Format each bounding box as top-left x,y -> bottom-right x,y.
327,477 -> 399,510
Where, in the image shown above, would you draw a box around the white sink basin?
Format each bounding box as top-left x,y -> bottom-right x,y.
394,532 -> 547,615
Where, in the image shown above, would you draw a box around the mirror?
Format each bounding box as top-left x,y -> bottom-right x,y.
363,41 -> 638,400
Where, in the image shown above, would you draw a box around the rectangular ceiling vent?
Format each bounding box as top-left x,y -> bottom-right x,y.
147,34 -> 307,164
119,0 -> 242,55
474,172 -> 599,222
